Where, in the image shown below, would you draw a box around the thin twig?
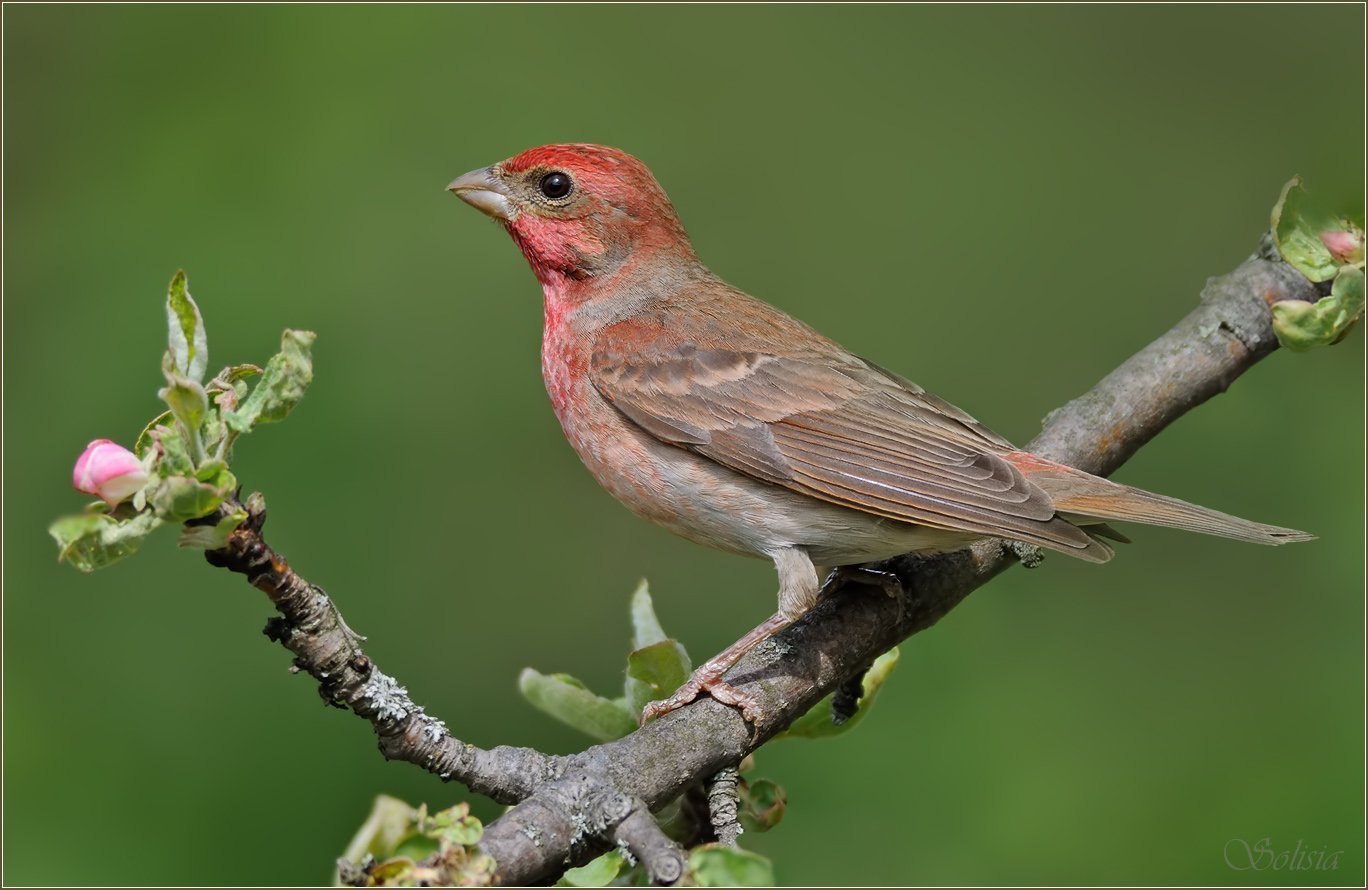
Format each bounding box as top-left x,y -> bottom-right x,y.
706,767 -> 742,847
204,498 -> 563,805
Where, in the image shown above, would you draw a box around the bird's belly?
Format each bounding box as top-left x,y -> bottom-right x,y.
546,372 -> 975,565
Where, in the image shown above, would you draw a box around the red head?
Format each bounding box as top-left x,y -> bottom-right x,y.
448,144 -> 695,290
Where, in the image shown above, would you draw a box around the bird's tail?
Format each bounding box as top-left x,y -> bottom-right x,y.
1005,451 -> 1315,546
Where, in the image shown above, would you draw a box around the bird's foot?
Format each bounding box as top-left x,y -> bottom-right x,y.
640,611 -> 793,728
820,565 -> 909,629
642,673 -> 762,726
819,565 -> 906,600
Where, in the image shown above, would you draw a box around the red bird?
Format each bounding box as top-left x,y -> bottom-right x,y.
448,144 -> 1312,722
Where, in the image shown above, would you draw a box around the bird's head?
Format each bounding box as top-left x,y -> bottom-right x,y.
448,144 -> 695,289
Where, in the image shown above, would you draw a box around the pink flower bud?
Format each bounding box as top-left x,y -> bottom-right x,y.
1320,230 -> 1364,264
72,439 -> 149,507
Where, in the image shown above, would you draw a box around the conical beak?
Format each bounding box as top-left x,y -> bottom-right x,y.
447,166 -> 516,221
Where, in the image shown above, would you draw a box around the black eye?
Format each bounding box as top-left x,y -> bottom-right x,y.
539,172 -> 572,200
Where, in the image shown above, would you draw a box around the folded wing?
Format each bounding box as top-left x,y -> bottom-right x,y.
590,339 -> 1112,562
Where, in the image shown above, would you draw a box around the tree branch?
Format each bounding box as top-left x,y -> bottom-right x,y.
203,495 -> 564,806
206,237 -> 1320,885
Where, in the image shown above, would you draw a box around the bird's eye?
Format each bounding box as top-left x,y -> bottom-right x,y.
539,172 -> 573,200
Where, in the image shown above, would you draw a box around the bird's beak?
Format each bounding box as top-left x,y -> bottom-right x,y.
447,166 -> 517,221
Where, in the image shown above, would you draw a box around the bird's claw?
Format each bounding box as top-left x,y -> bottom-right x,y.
820,565 -> 908,626
820,565 -> 905,600
641,677 -> 763,726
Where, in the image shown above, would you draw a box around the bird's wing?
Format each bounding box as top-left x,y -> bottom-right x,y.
590,339 -> 1108,560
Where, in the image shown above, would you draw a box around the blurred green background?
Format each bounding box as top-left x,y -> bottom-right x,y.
3,4 -> 1363,886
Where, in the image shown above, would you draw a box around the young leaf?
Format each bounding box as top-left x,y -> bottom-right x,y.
165,269 -> 209,382
775,647 -> 901,740
206,362 -> 264,393
1270,177 -> 1339,283
158,359 -> 210,461
149,469 -> 236,523
1272,265 -> 1366,351
178,507 -> 247,550
738,778 -> 787,833
629,579 -> 669,649
143,422 -> 193,478
133,411 -> 173,457
338,794 -> 423,870
688,845 -> 775,887
557,850 -> 626,887
625,639 -> 692,716
224,329 -> 315,432
425,802 -> 484,847
518,668 -> 637,741
1329,266 -> 1366,343
49,510 -> 164,573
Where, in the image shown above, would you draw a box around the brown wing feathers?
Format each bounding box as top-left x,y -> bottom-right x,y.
591,345 -> 1113,562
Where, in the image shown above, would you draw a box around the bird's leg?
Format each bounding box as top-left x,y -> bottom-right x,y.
642,548 -> 819,727
640,611 -> 794,725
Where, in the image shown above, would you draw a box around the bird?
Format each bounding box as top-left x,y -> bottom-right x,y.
447,143 -> 1313,723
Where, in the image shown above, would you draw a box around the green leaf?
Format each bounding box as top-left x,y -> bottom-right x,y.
393,840 -> 442,868
1271,177 -> 1339,283
133,411 -> 173,457
207,362 -> 264,390
1272,265 -> 1366,351
426,802 -> 483,848
178,508 -> 247,550
738,778 -> 787,833
198,365 -> 264,460
150,469 -> 236,523
688,845 -> 775,887
50,510 -> 164,572
625,639 -> 692,716
625,581 -> 688,713
557,850 -> 626,887
1328,266 -> 1366,343
518,668 -> 637,741
159,368 -> 209,444
146,423 -> 195,477
367,856 -> 419,884
165,269 -> 209,382
629,579 -> 668,649
225,329 -> 315,432
775,647 -> 900,740
338,794 -> 423,870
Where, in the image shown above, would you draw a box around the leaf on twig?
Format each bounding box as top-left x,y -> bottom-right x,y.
629,579 -> 668,649
150,460 -> 237,523
625,639 -> 692,716
624,581 -> 692,715
738,777 -> 787,833
688,845 -> 775,887
1270,177 -> 1339,283
774,647 -> 900,740
179,508 -> 247,549
225,329 -> 316,432
335,798 -> 494,888
557,850 -> 627,887
518,668 -> 637,741
165,269 -> 208,382
1273,265 -> 1365,351
49,510 -> 164,573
